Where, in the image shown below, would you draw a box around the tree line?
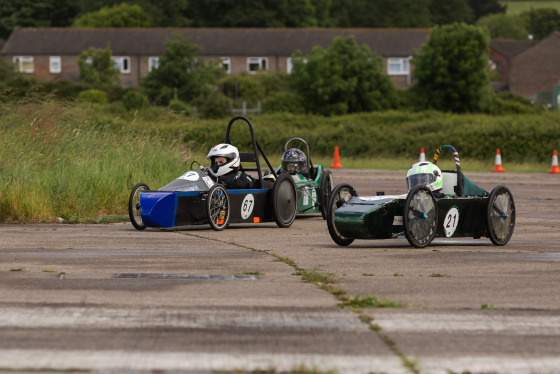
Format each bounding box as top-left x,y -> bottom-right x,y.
0,0 -> 506,40
1,22 -> 526,118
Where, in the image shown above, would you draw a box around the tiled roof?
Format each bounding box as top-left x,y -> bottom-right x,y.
490,38 -> 533,59
2,27 -> 431,57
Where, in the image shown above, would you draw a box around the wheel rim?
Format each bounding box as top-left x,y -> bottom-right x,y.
406,188 -> 437,246
328,185 -> 355,244
276,179 -> 296,223
209,187 -> 229,228
131,185 -> 148,228
490,189 -> 514,241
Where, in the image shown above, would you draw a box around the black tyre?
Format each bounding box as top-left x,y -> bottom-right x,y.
404,185 -> 438,248
128,183 -> 150,230
272,173 -> 297,228
487,185 -> 515,246
319,170 -> 334,220
326,183 -> 357,246
206,184 -> 230,231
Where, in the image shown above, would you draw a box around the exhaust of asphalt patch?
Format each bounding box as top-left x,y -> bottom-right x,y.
114,273 -> 258,280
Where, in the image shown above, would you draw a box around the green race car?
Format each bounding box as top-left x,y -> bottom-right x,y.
270,138 -> 334,219
326,145 -> 515,248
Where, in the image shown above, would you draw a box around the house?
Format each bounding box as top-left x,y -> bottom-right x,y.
509,32 -> 560,103
1,27 -> 430,88
488,38 -> 532,92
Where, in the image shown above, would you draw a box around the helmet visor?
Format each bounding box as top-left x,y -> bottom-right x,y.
407,173 -> 436,190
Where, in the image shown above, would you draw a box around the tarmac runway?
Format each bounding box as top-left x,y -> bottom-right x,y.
0,169 -> 559,374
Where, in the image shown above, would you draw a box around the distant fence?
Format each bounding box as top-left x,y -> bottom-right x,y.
230,101 -> 261,115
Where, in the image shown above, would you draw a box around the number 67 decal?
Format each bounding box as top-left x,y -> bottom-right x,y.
444,206 -> 459,237
241,194 -> 255,220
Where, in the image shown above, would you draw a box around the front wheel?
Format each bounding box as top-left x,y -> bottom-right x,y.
272,173 -> 297,228
487,185 -> 515,246
206,184 -> 230,231
403,185 -> 438,248
128,183 -> 150,230
320,169 -> 334,220
326,183 -> 357,246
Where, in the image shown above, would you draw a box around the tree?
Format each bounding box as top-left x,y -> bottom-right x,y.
72,3 -> 152,27
468,0 -> 506,23
325,0 -> 431,28
524,8 -> 560,41
142,33 -> 226,106
411,23 -> 491,113
77,45 -> 120,86
430,0 -> 474,25
0,0 -> 79,39
476,13 -> 529,40
187,0 -> 317,27
75,0 -> 190,27
290,36 -> 397,116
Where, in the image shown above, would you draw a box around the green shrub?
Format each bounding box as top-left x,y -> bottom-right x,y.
196,92 -> 230,118
169,96 -> 192,114
122,90 -> 148,111
77,89 -> 108,104
263,91 -> 305,114
40,80 -> 89,99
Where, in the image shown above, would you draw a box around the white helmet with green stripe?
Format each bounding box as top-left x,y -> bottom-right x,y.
406,162 -> 443,192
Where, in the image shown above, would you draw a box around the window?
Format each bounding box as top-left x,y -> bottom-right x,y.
112,56 -> 131,73
221,57 -> 231,74
148,57 -> 159,72
13,56 -> 34,73
247,57 -> 268,73
49,56 -> 61,74
387,58 -> 410,75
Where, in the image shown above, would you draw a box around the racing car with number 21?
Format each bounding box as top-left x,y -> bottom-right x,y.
327,145 -> 515,248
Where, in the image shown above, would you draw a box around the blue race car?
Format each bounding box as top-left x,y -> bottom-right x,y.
128,116 -> 297,231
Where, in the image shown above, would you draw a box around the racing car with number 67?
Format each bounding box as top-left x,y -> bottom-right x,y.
128,116 -> 298,231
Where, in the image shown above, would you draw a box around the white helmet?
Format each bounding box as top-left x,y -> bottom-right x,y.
207,143 -> 240,177
406,162 -> 443,192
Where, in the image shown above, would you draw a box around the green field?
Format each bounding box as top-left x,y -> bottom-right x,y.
502,1 -> 560,14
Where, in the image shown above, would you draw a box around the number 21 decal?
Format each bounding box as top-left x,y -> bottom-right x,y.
444,206 -> 459,238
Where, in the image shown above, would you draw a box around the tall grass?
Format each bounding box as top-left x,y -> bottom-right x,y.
0,99 -> 199,222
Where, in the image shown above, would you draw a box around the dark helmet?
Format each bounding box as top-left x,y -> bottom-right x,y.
281,148 -> 308,176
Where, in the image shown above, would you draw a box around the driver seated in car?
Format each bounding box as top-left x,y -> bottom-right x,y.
207,143 -> 254,189
406,161 -> 444,198
280,148 -> 310,178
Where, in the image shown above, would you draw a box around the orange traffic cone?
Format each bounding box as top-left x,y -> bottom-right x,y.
549,150 -> 560,174
330,146 -> 343,168
419,148 -> 426,162
492,148 -> 506,172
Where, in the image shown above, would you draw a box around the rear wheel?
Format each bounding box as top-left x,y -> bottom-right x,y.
128,183 -> 149,230
326,183 -> 357,246
272,173 -> 297,228
404,185 -> 438,248
206,184 -> 230,231
320,170 -> 334,220
487,185 -> 515,246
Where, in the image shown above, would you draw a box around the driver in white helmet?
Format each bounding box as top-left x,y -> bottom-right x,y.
207,143 -> 254,189
406,161 -> 444,196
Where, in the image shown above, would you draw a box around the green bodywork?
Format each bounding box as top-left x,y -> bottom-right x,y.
334,173 -> 491,240
275,164 -> 325,214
